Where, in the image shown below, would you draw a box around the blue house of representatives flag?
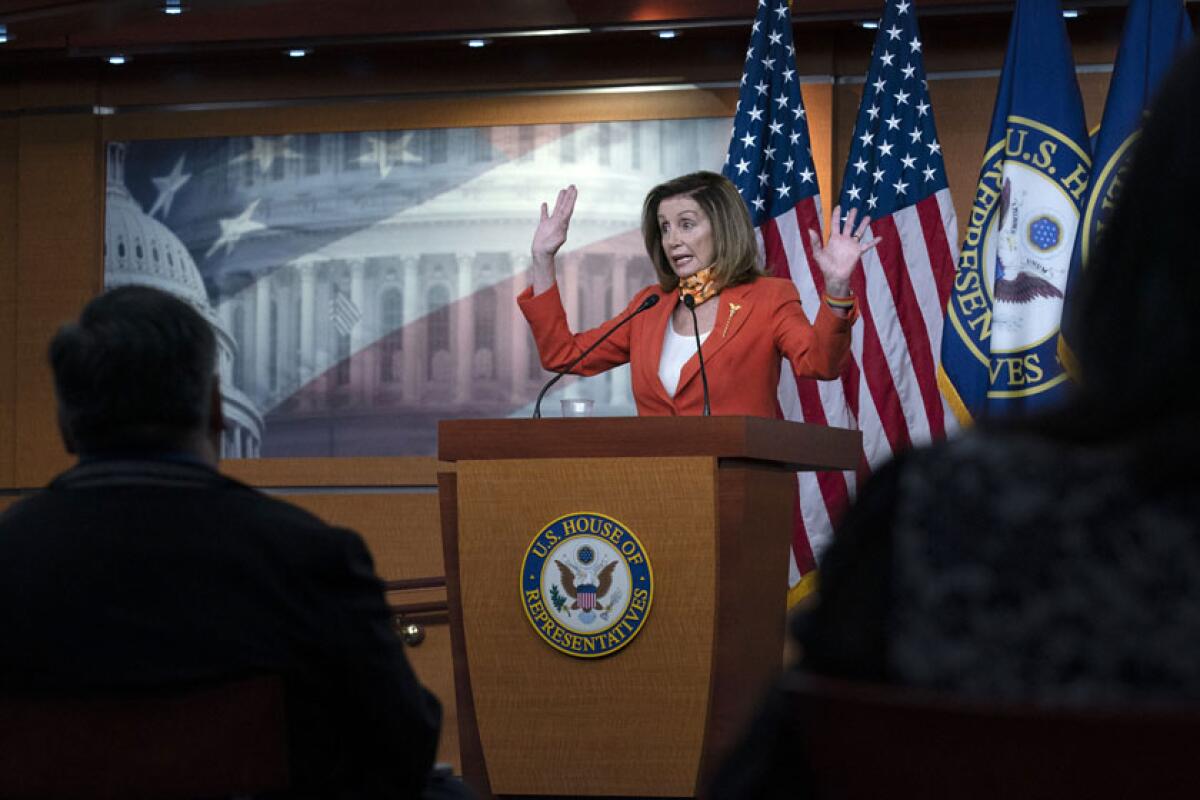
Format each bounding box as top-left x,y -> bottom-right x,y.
939,0 -> 1090,423
1059,0 -> 1193,371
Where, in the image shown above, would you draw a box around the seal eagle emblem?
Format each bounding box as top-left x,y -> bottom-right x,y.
947,115 -> 1090,402
555,551 -> 619,618
521,512 -> 654,658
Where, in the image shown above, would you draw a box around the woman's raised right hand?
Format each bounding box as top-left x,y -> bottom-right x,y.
531,185 -> 577,266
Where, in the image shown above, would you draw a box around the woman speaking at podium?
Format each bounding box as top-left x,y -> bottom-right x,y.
517,171 -> 874,417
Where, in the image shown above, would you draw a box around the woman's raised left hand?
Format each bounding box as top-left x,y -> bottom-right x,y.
806,205 -> 876,298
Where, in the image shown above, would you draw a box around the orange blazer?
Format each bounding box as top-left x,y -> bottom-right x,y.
517,276 -> 857,418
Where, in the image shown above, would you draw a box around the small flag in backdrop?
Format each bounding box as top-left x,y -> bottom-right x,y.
835,0 -> 958,475
1059,0 -> 1193,372
331,284 -> 362,337
939,0 -> 1091,423
723,0 -> 853,604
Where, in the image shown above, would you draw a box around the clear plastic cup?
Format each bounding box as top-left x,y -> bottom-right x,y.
560,398 -> 595,417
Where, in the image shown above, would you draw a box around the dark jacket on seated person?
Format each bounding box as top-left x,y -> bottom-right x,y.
0,454 -> 442,799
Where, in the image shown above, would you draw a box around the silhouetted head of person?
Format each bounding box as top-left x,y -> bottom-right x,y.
1065,42 -> 1200,429
48,285 -> 224,462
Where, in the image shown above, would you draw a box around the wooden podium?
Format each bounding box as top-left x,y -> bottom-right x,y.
438,417 -> 861,798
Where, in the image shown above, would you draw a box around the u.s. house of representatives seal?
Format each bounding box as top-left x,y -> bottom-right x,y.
950,115 -> 1090,401
520,512 -> 654,658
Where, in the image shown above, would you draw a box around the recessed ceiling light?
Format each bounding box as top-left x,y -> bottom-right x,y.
1062,9 -> 1081,18
0,24 -> 9,44
107,54 -> 127,65
162,0 -> 184,14
465,38 -> 489,48
503,28 -> 588,38
859,20 -> 880,30
656,30 -> 678,40
287,48 -> 311,58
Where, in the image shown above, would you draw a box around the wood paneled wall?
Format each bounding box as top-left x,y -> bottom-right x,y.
0,117 -> 16,489
13,113 -> 104,487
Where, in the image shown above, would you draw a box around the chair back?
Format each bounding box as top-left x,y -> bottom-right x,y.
790,674 -> 1200,800
0,674 -> 288,799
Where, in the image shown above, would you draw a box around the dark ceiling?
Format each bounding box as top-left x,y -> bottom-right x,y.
0,0 -> 1139,60
2,0 -> 1186,111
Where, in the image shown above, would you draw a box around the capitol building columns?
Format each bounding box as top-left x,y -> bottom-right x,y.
509,251 -> 531,404
402,256 -> 421,397
298,261 -> 317,385
454,253 -> 476,404
254,275 -> 272,400
609,257 -> 633,406
347,257 -> 367,403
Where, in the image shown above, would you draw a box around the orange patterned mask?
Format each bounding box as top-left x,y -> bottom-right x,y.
677,267 -> 718,306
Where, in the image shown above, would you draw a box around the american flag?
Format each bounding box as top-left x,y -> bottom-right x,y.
724,0 -> 957,603
723,0 -> 854,603
836,0 -> 957,467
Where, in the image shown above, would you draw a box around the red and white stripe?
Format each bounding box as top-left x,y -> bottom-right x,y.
758,189 -> 958,599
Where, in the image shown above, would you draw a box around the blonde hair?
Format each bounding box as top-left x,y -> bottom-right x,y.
641,171 -> 764,292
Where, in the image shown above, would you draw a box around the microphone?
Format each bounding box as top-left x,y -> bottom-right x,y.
532,293 -> 661,418
683,294 -> 712,417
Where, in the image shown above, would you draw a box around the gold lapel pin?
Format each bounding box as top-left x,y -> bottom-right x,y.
723,303 -> 742,337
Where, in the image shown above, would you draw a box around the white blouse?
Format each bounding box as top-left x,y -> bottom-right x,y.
658,323 -> 710,397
